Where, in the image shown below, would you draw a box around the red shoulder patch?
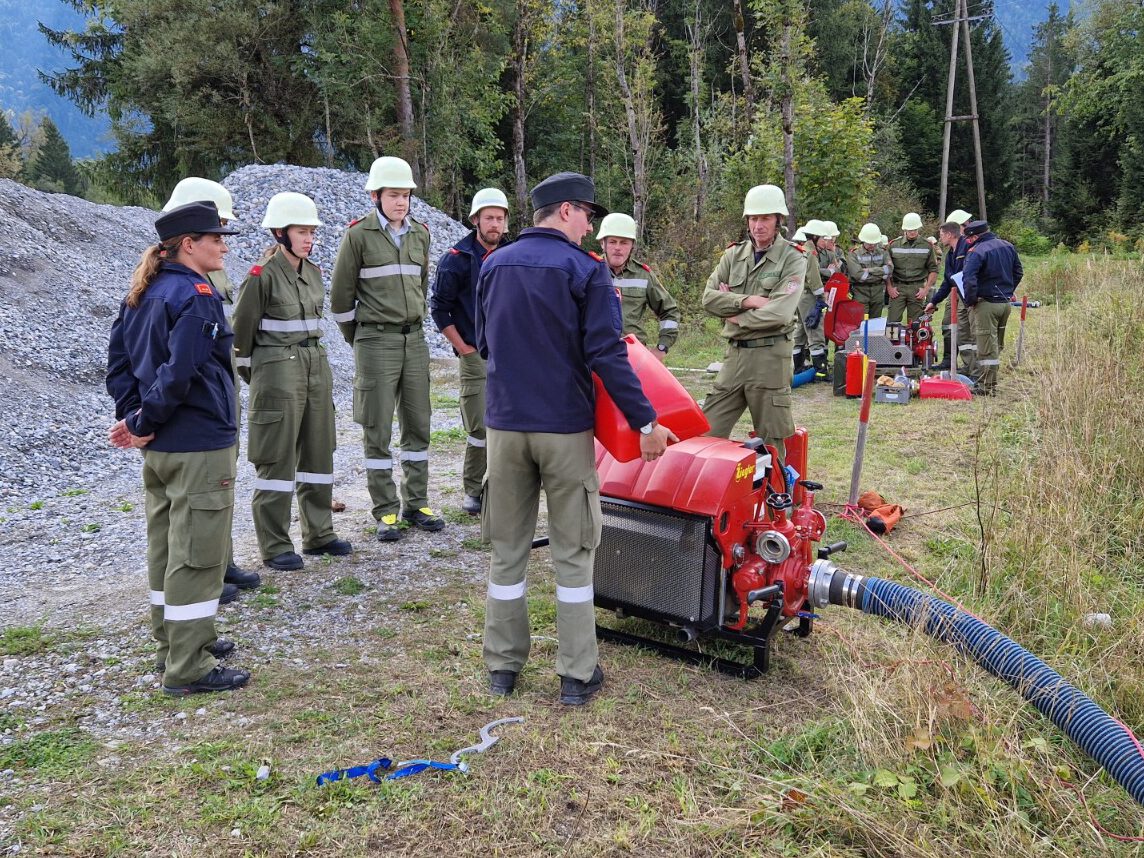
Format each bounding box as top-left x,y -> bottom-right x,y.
448,248 -> 461,255
248,264 -> 263,277
348,217 -> 363,227
726,241 -> 738,249
588,251 -> 604,262
194,283 -> 214,296
639,262 -> 651,272
792,242 -> 805,252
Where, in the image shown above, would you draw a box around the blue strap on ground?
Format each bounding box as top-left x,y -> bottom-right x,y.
386,759 -> 465,779
316,716 -> 525,788
316,757 -> 394,785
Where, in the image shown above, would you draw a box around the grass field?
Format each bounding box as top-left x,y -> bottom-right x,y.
1,255 -> 1141,856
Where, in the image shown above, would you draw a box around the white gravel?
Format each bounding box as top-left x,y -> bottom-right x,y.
0,167 -> 478,626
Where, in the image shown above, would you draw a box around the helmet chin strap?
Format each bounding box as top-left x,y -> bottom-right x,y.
377,199 -> 403,224
274,228 -> 295,256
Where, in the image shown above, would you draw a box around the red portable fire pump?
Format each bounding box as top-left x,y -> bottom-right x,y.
589,430 -> 850,675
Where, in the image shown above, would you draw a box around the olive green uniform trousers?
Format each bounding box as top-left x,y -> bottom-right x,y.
482,428 -> 600,682
144,446 -> 236,687
352,326 -> 432,519
886,282 -> 927,326
850,283 -> 884,321
941,299 -> 977,374
971,301 -> 1010,395
459,351 -> 487,498
247,343 -> 337,558
702,334 -> 795,465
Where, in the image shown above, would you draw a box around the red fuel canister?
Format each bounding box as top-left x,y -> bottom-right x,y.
593,335 -> 710,462
845,350 -> 866,398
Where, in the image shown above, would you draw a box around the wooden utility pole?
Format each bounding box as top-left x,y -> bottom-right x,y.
935,0 -> 988,222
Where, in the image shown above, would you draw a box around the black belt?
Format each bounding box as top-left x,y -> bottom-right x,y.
732,333 -> 789,348
362,322 -> 421,334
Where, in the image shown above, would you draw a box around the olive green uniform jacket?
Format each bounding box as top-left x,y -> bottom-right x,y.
611,257 -> 680,352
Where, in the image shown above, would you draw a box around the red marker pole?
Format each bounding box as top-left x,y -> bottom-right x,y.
948,288 -> 959,378
847,359 -> 878,508
1014,295 -> 1028,366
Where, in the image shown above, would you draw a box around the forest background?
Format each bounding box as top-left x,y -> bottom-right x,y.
2,0 -> 1142,309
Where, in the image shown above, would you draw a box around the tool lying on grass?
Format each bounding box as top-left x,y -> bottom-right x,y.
316,716 -> 525,786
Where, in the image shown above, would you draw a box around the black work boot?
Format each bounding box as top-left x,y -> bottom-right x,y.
303,538 -> 353,557
812,352 -> 829,379
219,582 -> 240,604
266,552 -> 304,571
162,666 -> 251,697
156,638 -> 236,673
224,563 -> 261,590
402,507 -> 445,532
559,666 -> 605,706
489,670 -> 518,696
792,350 -> 807,373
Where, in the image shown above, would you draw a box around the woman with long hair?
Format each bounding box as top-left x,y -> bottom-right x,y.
106,201 -> 250,696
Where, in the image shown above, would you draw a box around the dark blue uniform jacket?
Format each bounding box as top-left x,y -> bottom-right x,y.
931,236 -> 967,307
106,262 -> 237,452
962,232 -> 1023,306
430,230 -> 500,349
476,227 -> 656,434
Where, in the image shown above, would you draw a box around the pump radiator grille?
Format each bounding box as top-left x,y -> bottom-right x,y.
593,499 -> 721,629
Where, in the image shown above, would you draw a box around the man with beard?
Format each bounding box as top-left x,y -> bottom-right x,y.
430,188 -> 512,515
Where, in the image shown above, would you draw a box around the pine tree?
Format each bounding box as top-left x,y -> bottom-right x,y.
25,117 -> 82,195
0,110 -> 21,179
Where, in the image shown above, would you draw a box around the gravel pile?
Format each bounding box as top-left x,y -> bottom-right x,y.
0,170 -> 490,850
0,168 -> 474,621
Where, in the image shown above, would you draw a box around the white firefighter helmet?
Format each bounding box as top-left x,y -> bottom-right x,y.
858,222 -> 882,244
261,192 -> 322,229
596,213 -> 638,241
946,209 -> 972,225
792,227 -> 808,242
822,220 -> 840,238
469,187 -> 509,219
901,212 -> 923,231
743,184 -> 788,217
163,177 -> 237,222
803,219 -> 828,237
364,156 -> 417,191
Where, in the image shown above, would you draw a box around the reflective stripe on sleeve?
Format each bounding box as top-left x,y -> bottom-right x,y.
331,308 -> 356,323
488,580 -> 527,601
234,356 -> 252,368
259,318 -> 321,333
400,450 -> 429,461
254,478 -> 294,492
360,264 -> 422,279
164,599 -> 220,622
149,590 -> 165,607
365,458 -> 393,470
659,320 -> 679,330
556,584 -> 594,604
466,436 -> 486,448
296,472 -> 334,485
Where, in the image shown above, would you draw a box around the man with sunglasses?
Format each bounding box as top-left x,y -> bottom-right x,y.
475,171 -> 675,706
